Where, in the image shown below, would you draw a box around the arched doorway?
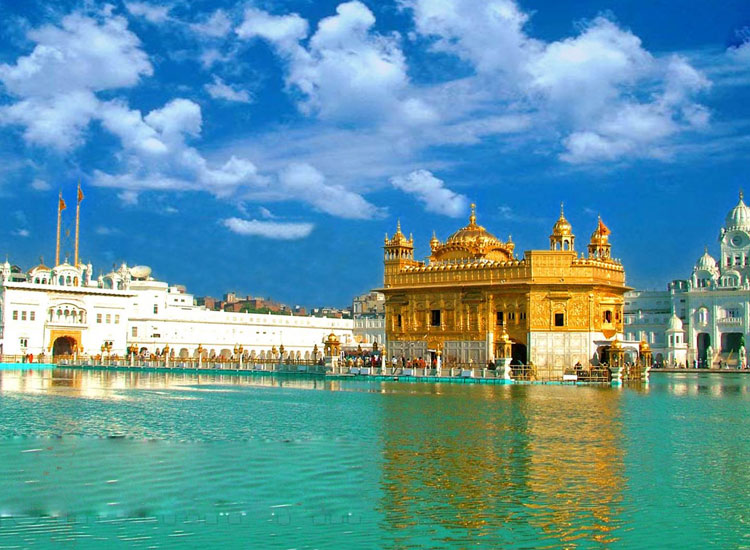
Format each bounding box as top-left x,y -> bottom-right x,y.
53,336 -> 76,356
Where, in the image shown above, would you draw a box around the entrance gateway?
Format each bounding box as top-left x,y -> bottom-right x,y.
52,336 -> 77,356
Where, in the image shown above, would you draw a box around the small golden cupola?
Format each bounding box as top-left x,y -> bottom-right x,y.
550,202 -> 575,251
384,220 -> 418,279
588,216 -> 612,259
430,230 -> 440,252
429,203 -> 515,262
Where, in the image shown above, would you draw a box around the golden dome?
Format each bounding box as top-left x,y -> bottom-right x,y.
446,204 -> 502,246
609,338 -> 623,350
429,204 -> 514,262
590,216 -> 611,244
552,203 -> 573,236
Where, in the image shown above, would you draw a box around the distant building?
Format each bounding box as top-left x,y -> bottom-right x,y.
625,192 -> 750,367
352,291 -> 385,348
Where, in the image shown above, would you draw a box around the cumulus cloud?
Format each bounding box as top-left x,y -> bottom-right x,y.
0,11 -> 152,150
236,1 -> 435,124
205,76 -> 252,103
222,217 -> 314,239
403,0 -> 710,163
125,2 -> 171,24
277,163 -> 384,219
13,228 -> 30,238
390,169 -> 468,217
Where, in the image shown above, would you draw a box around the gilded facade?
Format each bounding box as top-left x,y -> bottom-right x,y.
381,205 -> 628,373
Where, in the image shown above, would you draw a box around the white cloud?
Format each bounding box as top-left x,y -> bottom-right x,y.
191,10 -> 232,37
222,217 -> 314,239
277,162 -> 384,219
13,228 -> 30,238
236,8 -> 309,49
118,190 -> 139,205
403,0 -> 538,78
95,226 -> 120,235
0,11 -> 152,150
31,178 -> 51,191
237,2 -> 435,124
125,2 -> 171,24
0,12 -> 151,96
404,1 -> 711,163
259,206 -> 275,219
390,169 -> 468,217
205,76 -> 252,103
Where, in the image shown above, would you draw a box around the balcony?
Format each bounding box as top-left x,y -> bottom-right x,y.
717,317 -> 743,326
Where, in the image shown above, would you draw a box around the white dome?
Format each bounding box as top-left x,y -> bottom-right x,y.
725,192 -> 750,230
695,248 -> 717,271
667,313 -> 683,332
130,265 -> 152,279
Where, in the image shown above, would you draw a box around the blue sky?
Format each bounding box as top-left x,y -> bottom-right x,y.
0,0 -> 749,307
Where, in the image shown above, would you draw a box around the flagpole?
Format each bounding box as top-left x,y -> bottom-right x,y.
74,181 -> 82,266
55,191 -> 63,267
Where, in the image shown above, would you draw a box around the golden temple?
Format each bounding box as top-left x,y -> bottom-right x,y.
381,204 -> 628,374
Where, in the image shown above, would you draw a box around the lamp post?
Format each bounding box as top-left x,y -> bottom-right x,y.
197,344 -> 204,369
234,344 -> 244,370
101,341 -> 112,365
163,344 -> 170,368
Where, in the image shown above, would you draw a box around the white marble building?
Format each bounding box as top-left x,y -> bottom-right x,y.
625,192 -> 750,367
1,260 -> 353,360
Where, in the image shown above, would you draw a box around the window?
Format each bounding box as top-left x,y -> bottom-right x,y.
554,313 -> 565,327
508,312 -> 516,321
153,304 -> 158,314
397,314 -> 402,328
19,338 -> 27,348
520,312 -> 526,321
97,313 -> 102,324
132,326 -> 138,337
21,311 -> 26,321
496,311 -> 504,326
30,311 -> 35,321
106,314 -> 111,324
12,311 -> 18,320
430,309 -> 441,327
604,310 -> 612,323
115,315 -> 120,324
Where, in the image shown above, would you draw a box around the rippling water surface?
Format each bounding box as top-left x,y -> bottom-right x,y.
0,368 -> 748,548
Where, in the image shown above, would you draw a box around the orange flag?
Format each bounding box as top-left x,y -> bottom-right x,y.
59,195 -> 66,212
77,185 -> 84,203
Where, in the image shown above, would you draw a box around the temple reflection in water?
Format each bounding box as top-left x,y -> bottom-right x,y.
376,383 -> 625,547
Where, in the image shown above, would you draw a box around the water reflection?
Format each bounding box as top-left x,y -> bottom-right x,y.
377,384 -> 626,548
0,368 -> 749,549
0,368 -> 347,398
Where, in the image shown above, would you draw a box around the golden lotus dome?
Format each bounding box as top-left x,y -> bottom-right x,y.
446,204 -> 501,245
430,204 -> 515,262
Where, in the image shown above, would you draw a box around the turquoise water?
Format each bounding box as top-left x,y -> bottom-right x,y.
0,369 -> 748,549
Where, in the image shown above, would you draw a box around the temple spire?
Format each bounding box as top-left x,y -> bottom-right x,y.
469,203 -> 477,225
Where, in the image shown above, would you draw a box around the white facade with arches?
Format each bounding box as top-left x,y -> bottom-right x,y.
1,259 -> 353,359
625,192 -> 750,367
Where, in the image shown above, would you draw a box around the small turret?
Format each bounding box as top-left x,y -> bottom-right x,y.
550,202 -> 575,251
588,217 -> 612,260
